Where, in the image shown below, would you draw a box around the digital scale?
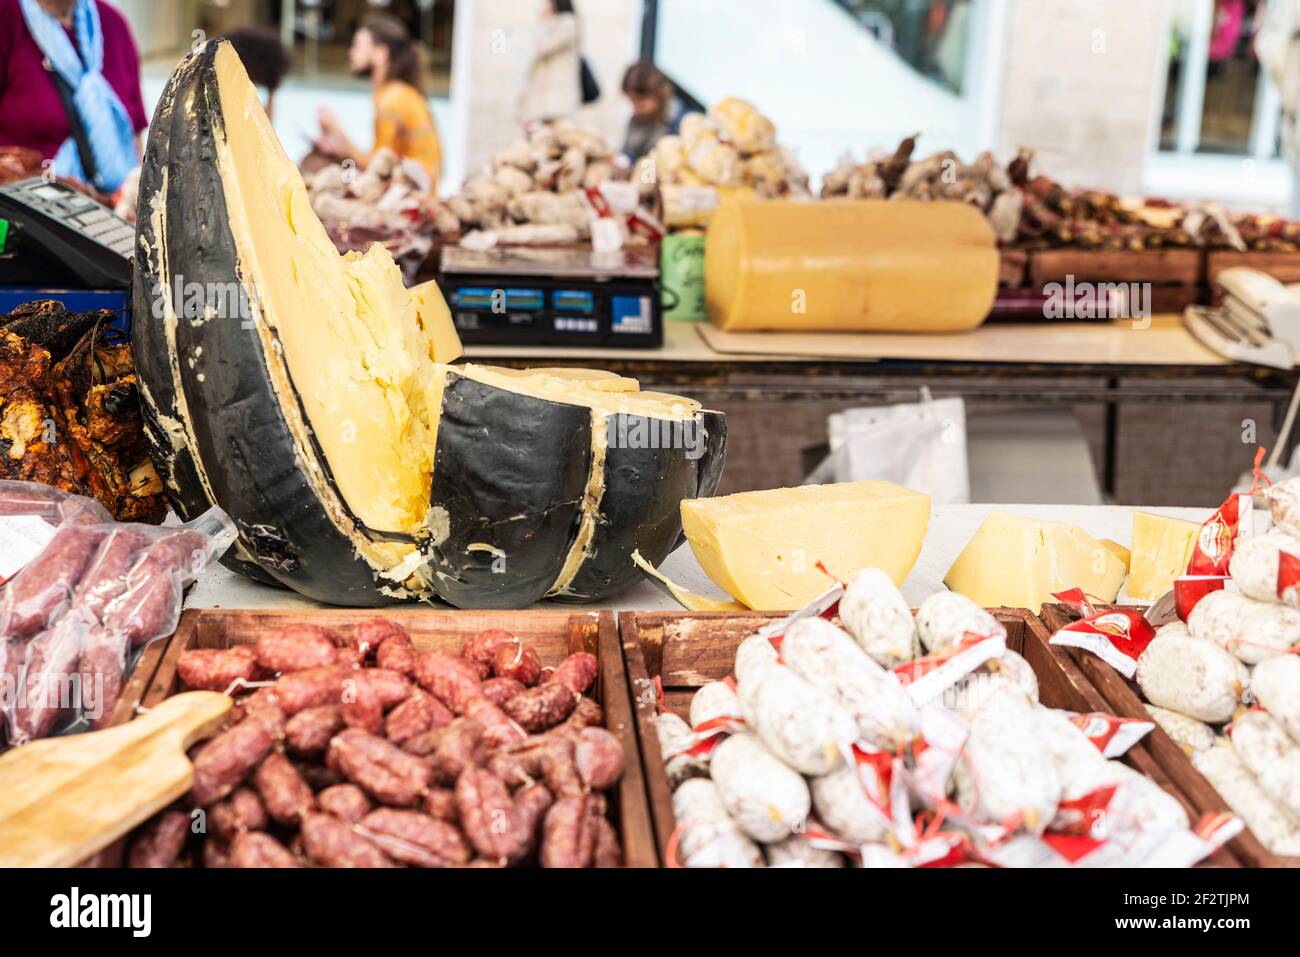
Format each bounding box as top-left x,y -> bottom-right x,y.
440,245 -> 663,348
0,177 -> 134,331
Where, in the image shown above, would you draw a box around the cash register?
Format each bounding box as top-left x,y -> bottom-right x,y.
0,177 -> 133,330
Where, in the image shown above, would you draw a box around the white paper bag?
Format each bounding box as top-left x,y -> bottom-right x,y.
806,392 -> 970,504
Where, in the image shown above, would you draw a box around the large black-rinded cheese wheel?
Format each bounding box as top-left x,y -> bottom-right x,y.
132,42 -> 727,609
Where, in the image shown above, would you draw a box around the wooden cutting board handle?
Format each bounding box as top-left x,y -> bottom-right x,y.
0,691 -> 232,867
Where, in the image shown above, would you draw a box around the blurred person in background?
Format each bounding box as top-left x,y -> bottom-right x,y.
223,25 -> 293,120
0,0 -> 146,194
620,59 -> 681,161
315,12 -> 442,189
519,0 -> 581,123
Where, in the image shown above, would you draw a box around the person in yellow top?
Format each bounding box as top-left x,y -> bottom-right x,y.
315,13 -> 441,191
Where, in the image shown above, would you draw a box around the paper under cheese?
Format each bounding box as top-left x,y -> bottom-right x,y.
1128,512 -> 1200,601
705,199 -> 997,332
943,512 -> 1125,611
679,481 -> 930,611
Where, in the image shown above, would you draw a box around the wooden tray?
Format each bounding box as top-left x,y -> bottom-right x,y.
1206,250 -> 1300,285
1028,248 -> 1203,286
145,608 -> 658,869
620,608 -> 1237,867
1039,603 -> 1297,868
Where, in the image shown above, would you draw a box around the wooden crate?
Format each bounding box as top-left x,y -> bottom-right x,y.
1207,250 -> 1300,285
620,608 -> 1237,867
1040,603 -> 1298,868
998,248 -> 1028,287
145,608 -> 658,869
1028,248 -> 1203,286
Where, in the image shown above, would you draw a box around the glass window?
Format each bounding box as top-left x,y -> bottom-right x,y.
837,0 -> 973,94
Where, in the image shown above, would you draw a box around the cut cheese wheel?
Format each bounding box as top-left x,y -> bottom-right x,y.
679,481 -> 930,611
1100,538 -> 1131,572
1128,512 -> 1200,601
943,512 -> 1126,612
705,199 -> 997,332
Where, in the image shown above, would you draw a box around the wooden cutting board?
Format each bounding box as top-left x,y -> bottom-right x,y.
0,691 -> 231,867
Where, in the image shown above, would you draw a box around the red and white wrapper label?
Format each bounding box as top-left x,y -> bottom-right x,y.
1066,712 -> 1154,758
1187,492 -> 1251,576
893,632 -> 1006,708
1048,605 -> 1155,680
1173,575 -> 1228,621
0,514 -> 56,584
906,704 -> 969,808
662,714 -> 749,761
1277,549 -> 1300,609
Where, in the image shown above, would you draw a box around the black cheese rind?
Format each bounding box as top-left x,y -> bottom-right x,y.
425,373 -> 592,608
554,412 -> 701,602
133,43 -> 401,606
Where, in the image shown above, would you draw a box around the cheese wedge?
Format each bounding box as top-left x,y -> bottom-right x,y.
943,512 -> 1126,612
680,481 -> 930,611
1100,538 -> 1131,572
1128,512 -> 1200,601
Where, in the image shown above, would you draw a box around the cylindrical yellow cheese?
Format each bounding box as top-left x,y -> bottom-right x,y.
705,199 -> 998,333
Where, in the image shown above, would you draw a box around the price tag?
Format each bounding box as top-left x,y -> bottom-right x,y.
0,514 -> 57,583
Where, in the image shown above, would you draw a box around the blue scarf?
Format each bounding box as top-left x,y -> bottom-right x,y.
19,0 -> 136,192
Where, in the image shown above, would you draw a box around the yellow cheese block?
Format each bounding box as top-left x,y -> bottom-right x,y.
1100,538 -> 1131,572
1128,512 -> 1201,601
705,199 -> 997,333
943,512 -> 1126,612
680,481 -> 930,611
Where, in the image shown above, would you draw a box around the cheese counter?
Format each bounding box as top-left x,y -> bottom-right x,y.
183,502 -> 1223,614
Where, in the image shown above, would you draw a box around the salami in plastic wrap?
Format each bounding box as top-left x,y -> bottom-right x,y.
0,481 -> 235,748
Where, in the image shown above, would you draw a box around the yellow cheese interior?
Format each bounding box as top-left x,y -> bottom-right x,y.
1128,512 -> 1200,601
680,481 -> 930,611
705,199 -> 997,332
1100,538 -> 1131,572
942,511 -> 1126,612
212,42 -> 459,556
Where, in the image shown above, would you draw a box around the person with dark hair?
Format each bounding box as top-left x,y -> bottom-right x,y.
315,12 -> 442,188
519,0 -> 581,122
223,25 -> 292,118
620,59 -> 681,161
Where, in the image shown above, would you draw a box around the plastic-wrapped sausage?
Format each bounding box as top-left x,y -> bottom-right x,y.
0,524 -> 105,639
839,567 -> 919,667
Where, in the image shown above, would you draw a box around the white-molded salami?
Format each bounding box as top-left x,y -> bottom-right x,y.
738,660 -> 856,775
1187,590 -> 1300,665
779,617 -> 916,748
671,778 -> 766,867
1135,631 -> 1248,723
709,733 -> 810,843
1192,739 -> 1300,855
1230,710 -> 1300,820
916,590 -> 1006,654
1229,531 -> 1300,603
810,760 -> 891,845
1144,704 -> 1216,755
839,567 -> 918,667
689,680 -> 743,729
1252,654 -> 1300,746
955,688 -> 1060,831
765,836 -> 845,868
